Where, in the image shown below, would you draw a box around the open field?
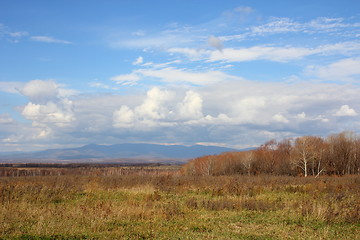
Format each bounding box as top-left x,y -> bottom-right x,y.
0,165 -> 359,239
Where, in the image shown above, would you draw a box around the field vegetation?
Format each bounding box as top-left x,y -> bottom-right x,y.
0,165 -> 359,239
1,132 -> 360,239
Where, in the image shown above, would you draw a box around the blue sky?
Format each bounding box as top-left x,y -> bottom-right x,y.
1,0 -> 360,152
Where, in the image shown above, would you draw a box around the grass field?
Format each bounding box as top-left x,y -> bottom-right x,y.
0,166 -> 359,239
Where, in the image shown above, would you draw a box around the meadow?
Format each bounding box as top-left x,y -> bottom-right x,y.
0,165 -> 359,239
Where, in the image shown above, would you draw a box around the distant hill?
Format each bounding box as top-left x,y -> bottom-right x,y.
0,143 -> 240,164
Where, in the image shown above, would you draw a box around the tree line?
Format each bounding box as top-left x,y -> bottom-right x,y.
182,131 -> 360,176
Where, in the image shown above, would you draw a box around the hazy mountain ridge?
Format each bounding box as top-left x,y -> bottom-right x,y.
0,143 -> 240,163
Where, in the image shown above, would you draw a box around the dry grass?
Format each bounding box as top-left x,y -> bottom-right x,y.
0,169 -> 359,239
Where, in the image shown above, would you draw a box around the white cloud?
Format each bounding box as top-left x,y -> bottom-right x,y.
230,97 -> 266,124
306,57 -> 360,81
22,99 -> 75,127
250,17 -> 303,35
3,75 -> 360,151
168,48 -> 210,60
111,67 -> 239,86
20,80 -> 59,103
136,67 -> 238,85
14,80 -> 77,143
315,115 -> 330,123
30,36 -> 72,44
272,113 -> 289,123
170,41 -> 360,64
110,73 -> 141,86
135,87 -> 174,120
334,105 -> 358,116
133,56 -> 144,65
248,17 -> 360,36
113,88 -> 204,129
308,17 -> 349,31
316,42 -> 360,56
90,82 -> 116,90
0,81 -> 24,94
178,91 -> 203,120
113,105 -> 135,128
209,46 -> 314,62
185,113 -> 232,126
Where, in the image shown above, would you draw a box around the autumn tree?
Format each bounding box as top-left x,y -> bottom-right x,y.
326,131 -> 360,175
182,131 -> 360,177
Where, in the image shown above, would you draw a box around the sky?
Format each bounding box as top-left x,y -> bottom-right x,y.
1,0 -> 360,152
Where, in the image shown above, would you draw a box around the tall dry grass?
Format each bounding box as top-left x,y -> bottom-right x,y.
0,170 -> 359,239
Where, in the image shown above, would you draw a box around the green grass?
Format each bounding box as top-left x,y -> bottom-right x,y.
0,173 -> 359,239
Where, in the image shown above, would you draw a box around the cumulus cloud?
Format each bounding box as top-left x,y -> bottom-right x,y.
22,99 -> 75,127
113,88 -> 205,129
16,79 -> 77,143
107,77 -> 356,137
113,105 -> 135,128
334,105 -> 358,116
112,88 -> 170,129
5,66 -> 359,152
178,91 -> 203,120
135,87 -> 174,120
230,97 -> 266,124
4,75 -> 360,151
197,77 -> 360,133
20,80 -> 59,103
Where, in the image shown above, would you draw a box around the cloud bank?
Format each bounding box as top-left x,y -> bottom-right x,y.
2,75 -> 359,151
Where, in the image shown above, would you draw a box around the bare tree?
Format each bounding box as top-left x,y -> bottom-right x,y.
241,151 -> 253,176
292,136 -> 323,177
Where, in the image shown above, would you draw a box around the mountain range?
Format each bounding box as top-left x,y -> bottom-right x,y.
0,143 -> 241,164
